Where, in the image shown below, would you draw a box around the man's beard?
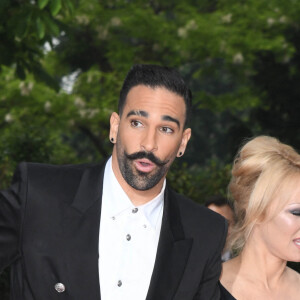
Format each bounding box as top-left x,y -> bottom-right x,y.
117,150 -> 170,191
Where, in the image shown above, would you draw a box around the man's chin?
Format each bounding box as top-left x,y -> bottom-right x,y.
126,174 -> 160,191
136,170 -> 153,177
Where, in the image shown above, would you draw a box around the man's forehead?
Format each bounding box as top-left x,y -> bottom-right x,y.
124,86 -> 186,112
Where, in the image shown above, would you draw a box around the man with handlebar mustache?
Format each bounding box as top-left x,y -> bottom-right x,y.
0,64 -> 227,300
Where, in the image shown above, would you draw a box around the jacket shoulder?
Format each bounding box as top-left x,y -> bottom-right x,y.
169,188 -> 227,238
24,161 -> 105,178
21,161 -> 106,204
25,161 -> 103,171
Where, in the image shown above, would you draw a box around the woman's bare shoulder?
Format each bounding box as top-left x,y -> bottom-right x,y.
286,266 -> 300,284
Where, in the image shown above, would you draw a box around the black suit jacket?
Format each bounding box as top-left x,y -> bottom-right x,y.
0,162 -> 227,299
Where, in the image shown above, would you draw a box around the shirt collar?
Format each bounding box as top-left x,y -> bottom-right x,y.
104,157 -> 165,229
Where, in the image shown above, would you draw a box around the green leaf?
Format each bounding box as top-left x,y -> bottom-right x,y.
31,63 -> 60,91
11,9 -> 32,39
36,17 -> 45,39
50,0 -> 62,17
42,13 -> 60,36
15,18 -> 28,39
64,0 -> 74,14
38,0 -> 50,10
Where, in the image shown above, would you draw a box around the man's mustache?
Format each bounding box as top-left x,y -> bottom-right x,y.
125,151 -> 169,167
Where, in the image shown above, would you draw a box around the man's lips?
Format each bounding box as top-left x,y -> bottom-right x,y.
294,238 -> 300,249
134,158 -> 156,173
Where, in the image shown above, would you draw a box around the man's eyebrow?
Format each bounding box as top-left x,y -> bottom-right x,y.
162,115 -> 180,128
126,110 -> 181,128
126,110 -> 148,118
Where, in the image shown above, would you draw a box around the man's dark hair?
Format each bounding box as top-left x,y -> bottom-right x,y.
205,195 -> 233,209
118,64 -> 192,128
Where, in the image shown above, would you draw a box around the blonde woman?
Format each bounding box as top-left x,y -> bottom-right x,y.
220,136 -> 300,300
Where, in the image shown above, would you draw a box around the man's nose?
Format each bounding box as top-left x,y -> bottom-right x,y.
140,128 -> 158,152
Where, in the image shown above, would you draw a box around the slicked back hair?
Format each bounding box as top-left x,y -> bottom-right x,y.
118,64 -> 192,128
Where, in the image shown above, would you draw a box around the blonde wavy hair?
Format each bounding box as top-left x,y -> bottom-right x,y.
228,136 -> 300,254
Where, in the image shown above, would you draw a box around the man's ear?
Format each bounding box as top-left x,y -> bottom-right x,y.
177,128 -> 191,157
109,112 -> 120,142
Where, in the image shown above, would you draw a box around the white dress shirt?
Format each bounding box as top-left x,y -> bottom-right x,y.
99,157 -> 165,300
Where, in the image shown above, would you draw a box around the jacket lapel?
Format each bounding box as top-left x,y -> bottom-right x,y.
61,162 -> 106,300
146,187 -> 193,300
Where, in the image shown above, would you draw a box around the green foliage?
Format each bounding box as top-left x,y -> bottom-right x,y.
168,160 -> 231,203
38,0 -> 50,10
0,0 -> 75,87
0,65 -> 85,187
50,0 -> 62,17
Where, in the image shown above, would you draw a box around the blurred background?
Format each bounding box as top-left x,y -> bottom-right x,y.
0,0 -> 300,296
